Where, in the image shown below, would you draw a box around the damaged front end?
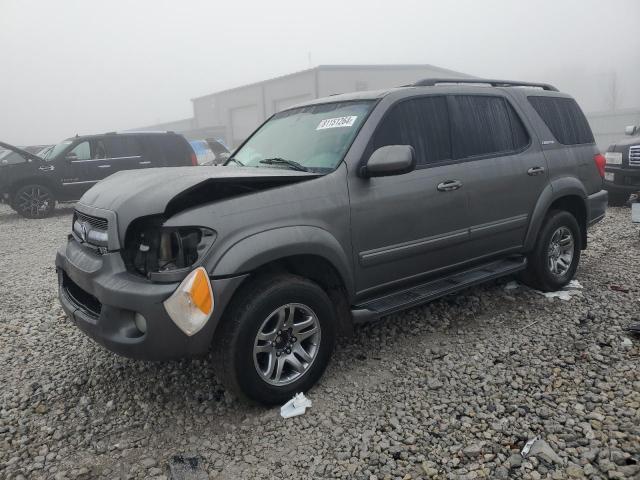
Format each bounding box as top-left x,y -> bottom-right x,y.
122,215 -> 217,282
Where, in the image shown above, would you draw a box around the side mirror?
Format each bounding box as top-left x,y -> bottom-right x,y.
65,152 -> 78,161
360,145 -> 416,178
625,125 -> 639,136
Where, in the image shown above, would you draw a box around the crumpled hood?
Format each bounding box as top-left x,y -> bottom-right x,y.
77,166 -> 320,240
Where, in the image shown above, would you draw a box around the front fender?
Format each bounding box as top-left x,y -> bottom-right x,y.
523,177 -> 587,251
208,226 -> 355,297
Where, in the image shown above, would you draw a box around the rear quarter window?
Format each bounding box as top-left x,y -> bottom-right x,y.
528,96 -> 594,146
145,135 -> 191,167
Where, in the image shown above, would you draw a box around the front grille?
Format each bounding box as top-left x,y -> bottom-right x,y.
74,210 -> 108,230
629,145 -> 640,167
61,271 -> 102,317
73,210 -> 109,248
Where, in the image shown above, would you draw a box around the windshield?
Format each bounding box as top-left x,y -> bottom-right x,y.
46,139 -> 73,160
230,101 -> 374,172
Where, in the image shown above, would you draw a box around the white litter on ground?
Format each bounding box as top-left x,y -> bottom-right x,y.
504,280 -> 520,290
521,436 -> 538,457
280,393 -> 312,418
538,279 -> 583,301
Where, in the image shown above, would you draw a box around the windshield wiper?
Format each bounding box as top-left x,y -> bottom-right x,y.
259,157 -> 309,172
225,157 -> 244,166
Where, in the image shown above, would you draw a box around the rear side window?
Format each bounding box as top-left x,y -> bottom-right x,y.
372,96 -> 451,165
102,137 -> 143,158
528,96 -> 594,145
153,135 -> 190,166
448,95 -> 529,159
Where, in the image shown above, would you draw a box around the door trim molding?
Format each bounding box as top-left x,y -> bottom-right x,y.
359,228 -> 469,268
468,214 -> 528,240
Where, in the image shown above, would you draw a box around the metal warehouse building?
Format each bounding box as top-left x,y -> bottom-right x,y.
142,64 -> 472,148
135,64 -> 635,150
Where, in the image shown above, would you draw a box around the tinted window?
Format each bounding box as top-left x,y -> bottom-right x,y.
102,136 -> 143,158
528,96 -> 594,145
155,136 -> 191,166
372,96 -> 451,165
449,95 -> 529,159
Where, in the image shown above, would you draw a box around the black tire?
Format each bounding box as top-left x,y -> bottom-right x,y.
11,184 -> 56,218
213,274 -> 337,405
607,192 -> 629,207
520,210 -> 581,292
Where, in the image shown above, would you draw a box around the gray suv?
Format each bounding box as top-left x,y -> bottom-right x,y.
56,78 -> 608,404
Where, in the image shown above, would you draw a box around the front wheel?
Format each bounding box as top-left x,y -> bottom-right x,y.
12,184 -> 56,218
213,274 -> 337,405
520,210 -> 581,292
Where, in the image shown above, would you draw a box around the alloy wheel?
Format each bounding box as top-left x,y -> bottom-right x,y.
547,226 -> 574,276
16,186 -> 51,218
253,303 -> 321,386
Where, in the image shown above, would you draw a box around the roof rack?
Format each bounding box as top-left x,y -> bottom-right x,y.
412,78 -> 558,92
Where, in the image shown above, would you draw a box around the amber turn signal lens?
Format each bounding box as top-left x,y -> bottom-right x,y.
163,267 -> 214,336
189,268 -> 213,315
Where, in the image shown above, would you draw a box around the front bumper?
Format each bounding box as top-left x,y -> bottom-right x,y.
587,189 -> 608,227
56,236 -> 246,360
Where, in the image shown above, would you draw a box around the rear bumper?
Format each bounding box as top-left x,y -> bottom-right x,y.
587,189 -> 608,227
56,236 -> 247,360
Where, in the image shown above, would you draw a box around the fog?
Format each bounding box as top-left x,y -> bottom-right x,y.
1,0 -> 639,145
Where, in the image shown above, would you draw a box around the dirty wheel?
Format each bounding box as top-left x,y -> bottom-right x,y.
12,184 -> 55,218
213,274 -> 336,405
520,210 -> 581,292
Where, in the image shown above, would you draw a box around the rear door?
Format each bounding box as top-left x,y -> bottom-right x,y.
101,136 -> 146,172
451,94 -> 547,258
348,96 -> 473,295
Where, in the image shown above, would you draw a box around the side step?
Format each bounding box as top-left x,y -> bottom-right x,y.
352,256 -> 527,323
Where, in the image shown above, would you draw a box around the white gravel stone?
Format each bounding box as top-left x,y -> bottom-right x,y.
0,204 -> 639,479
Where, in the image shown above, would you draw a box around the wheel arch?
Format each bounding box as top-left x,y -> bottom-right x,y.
9,176 -> 60,199
524,179 -> 588,251
209,227 -> 355,336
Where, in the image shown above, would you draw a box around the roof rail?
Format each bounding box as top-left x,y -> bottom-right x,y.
412,78 -> 558,92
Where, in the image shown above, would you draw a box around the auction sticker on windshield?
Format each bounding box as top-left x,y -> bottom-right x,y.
316,116 -> 358,130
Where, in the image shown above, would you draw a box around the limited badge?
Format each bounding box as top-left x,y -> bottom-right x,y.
316,116 -> 358,130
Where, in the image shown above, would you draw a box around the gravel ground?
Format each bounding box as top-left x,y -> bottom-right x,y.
0,203 -> 639,480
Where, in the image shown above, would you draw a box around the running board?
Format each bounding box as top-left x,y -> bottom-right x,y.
351,256 -> 527,323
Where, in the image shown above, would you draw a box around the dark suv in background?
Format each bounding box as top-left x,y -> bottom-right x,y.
56,78 -> 607,404
0,131 -> 196,218
604,125 -> 640,206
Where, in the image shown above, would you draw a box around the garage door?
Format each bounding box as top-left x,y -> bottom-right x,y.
230,105 -> 260,147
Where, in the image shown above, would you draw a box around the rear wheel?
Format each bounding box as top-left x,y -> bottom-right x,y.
12,184 -> 56,218
608,192 -> 629,207
520,210 -> 581,292
213,274 -> 337,405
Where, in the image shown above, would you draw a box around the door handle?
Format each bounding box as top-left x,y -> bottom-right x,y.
97,164 -> 111,168
139,161 -> 151,165
527,166 -> 545,176
437,180 -> 463,192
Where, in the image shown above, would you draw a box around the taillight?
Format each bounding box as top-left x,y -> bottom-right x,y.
594,153 -> 606,178
190,152 -> 198,166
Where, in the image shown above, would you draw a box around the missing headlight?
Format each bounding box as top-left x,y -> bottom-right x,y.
123,217 -> 216,280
